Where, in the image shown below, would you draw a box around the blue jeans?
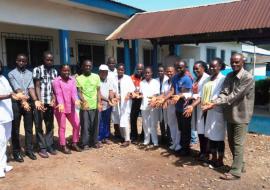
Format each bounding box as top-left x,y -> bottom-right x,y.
191,128 -> 198,144
98,107 -> 112,141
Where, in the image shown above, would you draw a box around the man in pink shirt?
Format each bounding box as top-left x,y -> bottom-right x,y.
52,65 -> 81,154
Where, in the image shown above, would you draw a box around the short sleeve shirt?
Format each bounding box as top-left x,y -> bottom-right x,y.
8,68 -> 34,96
100,78 -> 113,111
139,79 -> 160,110
33,65 -> 58,104
172,74 -> 193,112
76,73 -> 100,109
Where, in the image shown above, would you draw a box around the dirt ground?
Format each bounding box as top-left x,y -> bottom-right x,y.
1,119 -> 270,190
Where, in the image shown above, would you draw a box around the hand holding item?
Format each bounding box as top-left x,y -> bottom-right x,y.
35,100 -> 47,112
183,105 -> 193,118
21,101 -> 31,112
56,104 -> 65,112
109,98 -> 118,106
81,101 -> 89,110
171,94 -> 181,104
15,92 -> 29,101
201,102 -> 215,112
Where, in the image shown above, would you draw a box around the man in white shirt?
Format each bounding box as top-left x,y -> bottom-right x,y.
98,65 -> 114,144
111,64 -> 135,147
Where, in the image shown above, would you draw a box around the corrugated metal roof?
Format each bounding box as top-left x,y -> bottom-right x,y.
106,0 -> 270,43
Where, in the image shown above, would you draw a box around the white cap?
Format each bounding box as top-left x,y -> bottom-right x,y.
99,64 -> 109,71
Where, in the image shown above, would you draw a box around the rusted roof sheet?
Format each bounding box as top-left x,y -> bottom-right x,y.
106,0 -> 270,43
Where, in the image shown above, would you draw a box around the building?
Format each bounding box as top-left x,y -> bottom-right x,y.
0,0 -> 143,74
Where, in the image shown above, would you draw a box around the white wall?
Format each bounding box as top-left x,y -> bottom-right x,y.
0,0 -> 125,35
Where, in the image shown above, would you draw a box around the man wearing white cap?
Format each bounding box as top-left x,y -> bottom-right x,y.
98,65 -> 114,144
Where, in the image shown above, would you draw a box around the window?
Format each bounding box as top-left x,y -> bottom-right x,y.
77,43 -> 105,70
4,36 -> 51,69
206,48 -> 216,63
143,49 -> 152,67
221,50 -> 226,62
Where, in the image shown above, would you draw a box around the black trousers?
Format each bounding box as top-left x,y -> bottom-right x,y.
33,104 -> 54,150
11,101 -> 33,153
130,98 -> 142,139
176,111 -> 191,151
80,109 -> 99,146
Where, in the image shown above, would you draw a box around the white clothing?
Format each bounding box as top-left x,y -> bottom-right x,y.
100,78 -> 113,111
0,76 -> 13,124
141,109 -> 159,145
140,79 -> 160,110
191,72 -> 209,134
111,75 -> 135,129
155,76 -> 169,121
0,122 -> 12,171
202,73 -> 226,141
162,79 -> 181,148
107,69 -> 117,80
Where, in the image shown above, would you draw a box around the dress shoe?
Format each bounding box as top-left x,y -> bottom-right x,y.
47,147 -> 57,155
26,151 -> 37,160
120,141 -> 130,148
71,143 -> 82,152
13,152 -> 24,163
93,142 -> 102,149
4,165 -> 13,173
178,149 -> 190,157
38,149 -> 49,158
81,145 -> 90,151
60,145 -> 71,154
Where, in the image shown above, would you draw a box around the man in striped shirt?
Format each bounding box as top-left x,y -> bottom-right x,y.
33,51 -> 58,158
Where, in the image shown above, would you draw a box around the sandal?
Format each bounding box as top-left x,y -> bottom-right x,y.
220,173 -> 240,180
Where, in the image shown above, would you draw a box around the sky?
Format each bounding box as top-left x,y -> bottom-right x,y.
116,0 -> 231,11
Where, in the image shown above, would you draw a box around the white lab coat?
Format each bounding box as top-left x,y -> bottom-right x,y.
191,72 -> 209,134
155,75 -> 169,121
162,79 -> 181,148
111,74 -> 135,128
201,73 -> 226,141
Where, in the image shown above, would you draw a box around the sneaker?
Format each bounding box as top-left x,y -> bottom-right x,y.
4,165 -> 13,173
81,145 -> 90,151
0,170 -> 5,178
38,149 -> 49,158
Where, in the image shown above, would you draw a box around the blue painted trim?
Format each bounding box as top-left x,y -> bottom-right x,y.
152,43 -> 158,77
131,39 -> 139,73
59,30 -> 70,65
69,0 -> 143,17
124,40 -> 131,75
174,44 -> 180,56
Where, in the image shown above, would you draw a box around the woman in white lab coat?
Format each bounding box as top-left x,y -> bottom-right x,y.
201,58 -> 226,168
184,61 -> 209,161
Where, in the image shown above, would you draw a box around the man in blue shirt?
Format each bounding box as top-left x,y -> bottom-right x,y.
165,60 -> 193,156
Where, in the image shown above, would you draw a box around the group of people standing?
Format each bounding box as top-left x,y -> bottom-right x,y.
0,51 -> 254,181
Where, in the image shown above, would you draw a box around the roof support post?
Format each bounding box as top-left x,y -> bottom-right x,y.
131,39 -> 139,74
59,29 -> 70,65
124,40 -> 131,75
174,44 -> 181,56
152,41 -> 158,77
